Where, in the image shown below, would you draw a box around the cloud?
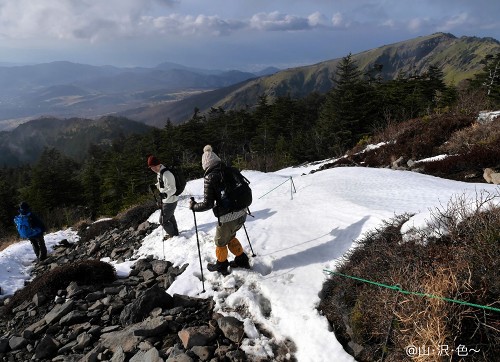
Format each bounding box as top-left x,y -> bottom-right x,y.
249,12 -> 311,31
146,14 -> 245,36
0,0 -> 177,41
308,11 -> 328,27
436,13 -> 470,32
0,0 -> 498,45
331,12 -> 346,28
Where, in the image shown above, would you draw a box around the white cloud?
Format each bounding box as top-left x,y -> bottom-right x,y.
436,13 -> 469,32
381,19 -> 396,28
0,0 -> 177,41
307,11 -> 328,27
249,11 -> 311,31
331,12 -> 345,27
408,18 -> 424,32
146,14 -> 244,36
0,0 -> 497,77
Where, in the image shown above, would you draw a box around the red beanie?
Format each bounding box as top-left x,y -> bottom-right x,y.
147,155 -> 160,167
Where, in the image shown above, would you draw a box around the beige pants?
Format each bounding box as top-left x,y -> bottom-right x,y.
214,214 -> 246,247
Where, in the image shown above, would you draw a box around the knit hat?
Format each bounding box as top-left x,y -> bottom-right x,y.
147,155 -> 160,167
19,201 -> 30,214
202,145 -> 221,170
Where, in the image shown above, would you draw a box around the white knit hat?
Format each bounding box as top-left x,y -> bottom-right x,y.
202,145 -> 221,170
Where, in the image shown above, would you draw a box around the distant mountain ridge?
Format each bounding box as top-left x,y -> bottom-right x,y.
0,116 -> 153,166
0,61 -> 278,131
121,32 -> 499,127
1,32 -> 498,132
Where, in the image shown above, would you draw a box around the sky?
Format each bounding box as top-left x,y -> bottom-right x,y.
1,155 -> 499,361
0,0 -> 499,71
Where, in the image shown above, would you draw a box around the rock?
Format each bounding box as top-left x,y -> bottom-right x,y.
0,338 -> 10,353
217,316 -> 245,343
119,284 -> 173,325
74,332 -> 93,350
0,207 -> 288,361
45,300 -> 75,324
32,292 -> 47,306
8,335 -> 28,350
34,334 -> 59,359
133,316 -> 172,337
191,345 -> 214,361
166,353 -> 194,362
178,325 -> 218,349
110,346 -> 126,362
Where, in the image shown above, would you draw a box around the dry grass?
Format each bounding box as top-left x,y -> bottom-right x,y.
440,118 -> 500,155
393,267 -> 457,362
319,191 -> 500,362
344,113 -> 475,171
0,235 -> 20,252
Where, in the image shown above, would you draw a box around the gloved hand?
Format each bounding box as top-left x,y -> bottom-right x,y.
189,199 -> 197,210
149,184 -> 157,193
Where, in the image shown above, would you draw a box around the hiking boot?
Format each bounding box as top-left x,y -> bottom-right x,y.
207,260 -> 230,276
163,234 -> 173,241
229,253 -> 251,269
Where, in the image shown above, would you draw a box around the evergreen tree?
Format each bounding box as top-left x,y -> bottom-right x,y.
80,159 -> 101,220
472,53 -> 500,107
0,174 -> 18,235
21,148 -> 83,224
316,53 -> 369,156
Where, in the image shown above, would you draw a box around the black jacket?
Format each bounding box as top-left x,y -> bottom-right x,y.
193,162 -> 222,213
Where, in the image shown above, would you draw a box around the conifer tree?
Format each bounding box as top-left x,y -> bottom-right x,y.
21,148 -> 83,224
316,53 -> 369,156
473,53 -> 500,106
0,175 -> 17,234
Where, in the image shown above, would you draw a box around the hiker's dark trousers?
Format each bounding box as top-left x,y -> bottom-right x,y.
161,201 -> 179,237
29,235 -> 47,261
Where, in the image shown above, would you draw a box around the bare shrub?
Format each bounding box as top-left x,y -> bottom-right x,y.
346,114 -> 474,170
452,85 -> 491,117
440,118 -> 500,155
116,200 -> 157,229
421,144 -> 500,178
5,260 -> 116,314
320,193 -> 500,362
78,218 -> 120,243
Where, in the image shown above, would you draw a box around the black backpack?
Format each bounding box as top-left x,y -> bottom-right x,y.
159,166 -> 186,196
214,165 -> 252,217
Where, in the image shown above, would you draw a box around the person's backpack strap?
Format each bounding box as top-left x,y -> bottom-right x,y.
159,166 -> 186,196
158,167 -> 167,189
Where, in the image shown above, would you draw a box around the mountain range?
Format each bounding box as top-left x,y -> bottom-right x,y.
0,61 -> 279,132
1,32 -> 499,166
122,32 -> 500,127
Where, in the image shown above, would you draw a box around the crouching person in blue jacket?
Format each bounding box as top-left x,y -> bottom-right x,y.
15,202 -> 48,261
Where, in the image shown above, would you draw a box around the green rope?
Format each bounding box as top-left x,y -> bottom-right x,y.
324,269 -> 500,313
258,177 -> 293,199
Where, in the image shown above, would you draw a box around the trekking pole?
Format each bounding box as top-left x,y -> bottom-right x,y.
150,186 -> 166,259
191,197 -> 206,293
242,223 -> 256,257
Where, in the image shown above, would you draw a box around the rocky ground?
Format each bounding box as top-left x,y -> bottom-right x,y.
0,204 -> 295,361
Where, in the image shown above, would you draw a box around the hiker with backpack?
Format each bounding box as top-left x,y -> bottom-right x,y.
148,155 -> 180,240
189,145 -> 251,275
14,202 -> 48,262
